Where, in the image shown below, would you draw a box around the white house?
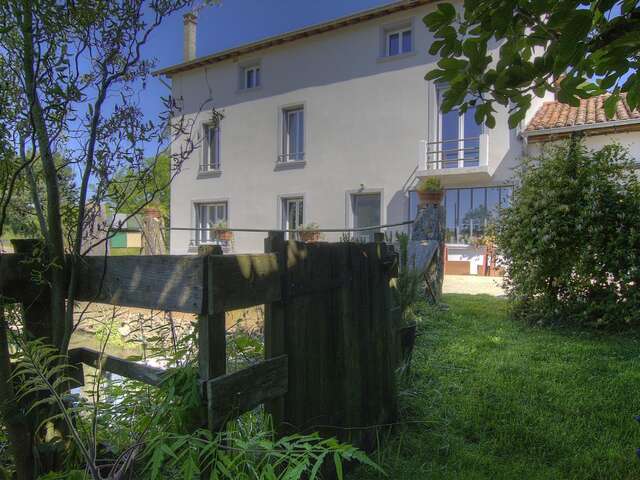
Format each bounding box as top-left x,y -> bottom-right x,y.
156,0 -> 640,274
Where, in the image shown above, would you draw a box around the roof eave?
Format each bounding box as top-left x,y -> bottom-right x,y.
523,118 -> 640,142
153,0 -> 432,77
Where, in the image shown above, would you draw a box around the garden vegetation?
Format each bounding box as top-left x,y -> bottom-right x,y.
497,139 -> 640,328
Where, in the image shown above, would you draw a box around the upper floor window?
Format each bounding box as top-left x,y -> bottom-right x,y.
386,27 -> 412,56
242,65 -> 261,89
201,124 -> 220,172
437,86 -> 482,168
280,106 -> 304,163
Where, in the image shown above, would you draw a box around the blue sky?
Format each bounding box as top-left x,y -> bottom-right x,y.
140,0 -> 393,137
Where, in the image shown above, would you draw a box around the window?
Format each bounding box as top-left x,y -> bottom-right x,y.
437,86 -> 482,168
280,107 -> 304,162
242,65 -> 261,89
386,27 -> 412,56
201,124 -> 220,172
408,186 -> 512,245
282,197 -> 304,240
194,202 -> 227,245
352,193 -> 381,242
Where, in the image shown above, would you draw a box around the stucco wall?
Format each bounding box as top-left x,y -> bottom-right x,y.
169,2 -> 519,254
525,131 -> 640,159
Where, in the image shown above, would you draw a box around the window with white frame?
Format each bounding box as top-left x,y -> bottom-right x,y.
386,26 -> 412,56
242,65 -> 261,89
194,202 -> 227,245
280,106 -> 304,162
282,197 -> 304,239
201,124 -> 220,172
351,193 -> 381,242
437,86 -> 482,168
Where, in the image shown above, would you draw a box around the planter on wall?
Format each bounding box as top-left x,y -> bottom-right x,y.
418,190 -> 444,206
299,231 -> 321,243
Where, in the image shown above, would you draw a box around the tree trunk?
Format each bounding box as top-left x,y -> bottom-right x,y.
0,304 -> 35,480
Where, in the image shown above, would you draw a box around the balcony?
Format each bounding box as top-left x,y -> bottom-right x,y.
417,134 -> 490,183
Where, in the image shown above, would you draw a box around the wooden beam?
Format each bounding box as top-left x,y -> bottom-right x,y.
68,347 -> 165,386
75,255 -> 204,313
206,355 -> 288,430
209,253 -> 281,313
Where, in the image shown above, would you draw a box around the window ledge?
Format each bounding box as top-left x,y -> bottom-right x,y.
197,169 -> 222,179
377,50 -> 417,63
236,85 -> 263,95
274,160 -> 306,171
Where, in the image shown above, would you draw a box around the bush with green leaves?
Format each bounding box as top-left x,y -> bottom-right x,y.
496,140 -> 640,328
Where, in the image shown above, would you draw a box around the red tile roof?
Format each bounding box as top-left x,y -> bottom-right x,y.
525,94 -> 640,134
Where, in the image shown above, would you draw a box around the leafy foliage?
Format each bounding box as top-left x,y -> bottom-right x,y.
423,1 -> 640,128
392,233 -> 424,325
496,140 -> 640,328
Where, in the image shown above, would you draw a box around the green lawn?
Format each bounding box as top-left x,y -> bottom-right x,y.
352,294 -> 640,480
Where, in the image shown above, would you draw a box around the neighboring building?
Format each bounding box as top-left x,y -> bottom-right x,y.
109,213 -> 144,255
157,1 -> 640,273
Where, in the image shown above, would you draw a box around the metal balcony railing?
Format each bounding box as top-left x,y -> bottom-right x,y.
419,134 -> 488,171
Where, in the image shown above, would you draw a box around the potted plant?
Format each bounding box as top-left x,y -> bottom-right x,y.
297,222 -> 321,242
214,221 -> 233,242
416,177 -> 443,205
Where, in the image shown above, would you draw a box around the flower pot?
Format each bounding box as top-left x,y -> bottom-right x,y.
418,190 -> 443,206
217,230 -> 233,242
299,230 -> 321,243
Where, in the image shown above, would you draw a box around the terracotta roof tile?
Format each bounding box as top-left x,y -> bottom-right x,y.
525,93 -> 640,133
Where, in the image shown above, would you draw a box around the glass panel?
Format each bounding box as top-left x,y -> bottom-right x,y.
458,189 -> 472,244
471,188 -> 487,239
246,68 -> 254,88
388,32 -> 400,56
298,200 -> 304,226
401,30 -> 412,53
463,107 -> 481,167
297,111 -> 304,160
354,194 -> 380,242
500,186 -> 513,208
486,187 -> 500,222
444,190 -> 458,243
441,110 -> 460,168
255,67 -> 260,87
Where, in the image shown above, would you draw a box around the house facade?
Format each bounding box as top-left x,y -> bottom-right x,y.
158,0 -> 640,273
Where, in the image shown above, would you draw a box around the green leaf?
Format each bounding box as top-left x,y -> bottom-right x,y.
334,452 -> 344,480
603,93 -> 620,120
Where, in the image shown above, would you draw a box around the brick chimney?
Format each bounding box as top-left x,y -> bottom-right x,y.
183,12 -> 197,62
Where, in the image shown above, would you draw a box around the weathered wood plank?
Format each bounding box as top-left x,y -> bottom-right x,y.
197,246 -> 226,404
264,232 -> 287,431
209,253 -> 281,313
207,355 -> 288,429
75,255 -> 204,313
68,347 -> 165,386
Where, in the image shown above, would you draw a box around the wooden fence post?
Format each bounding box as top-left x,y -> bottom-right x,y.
264,231 -> 286,431
197,245 -> 226,430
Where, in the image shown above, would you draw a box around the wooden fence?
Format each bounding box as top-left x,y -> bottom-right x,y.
0,232 -> 413,452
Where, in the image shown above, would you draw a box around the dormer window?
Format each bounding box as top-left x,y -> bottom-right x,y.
242,65 -> 261,89
386,27 -> 412,56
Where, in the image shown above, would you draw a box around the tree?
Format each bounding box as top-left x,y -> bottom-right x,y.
496,140 -> 640,328
423,1 -> 640,128
0,1 -> 217,477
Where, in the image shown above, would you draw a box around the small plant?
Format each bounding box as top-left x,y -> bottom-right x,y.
416,177 -> 443,206
416,177 -> 442,193
392,233 -> 424,325
214,221 -> 233,242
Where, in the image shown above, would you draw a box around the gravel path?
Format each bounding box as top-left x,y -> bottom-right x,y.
443,275 -> 506,296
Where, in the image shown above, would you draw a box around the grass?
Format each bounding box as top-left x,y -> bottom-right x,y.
352,294 -> 640,480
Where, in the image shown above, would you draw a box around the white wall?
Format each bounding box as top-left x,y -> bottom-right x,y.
169,2 -> 517,254
525,130 -> 640,159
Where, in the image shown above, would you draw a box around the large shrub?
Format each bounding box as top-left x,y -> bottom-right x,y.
497,140 -> 640,328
